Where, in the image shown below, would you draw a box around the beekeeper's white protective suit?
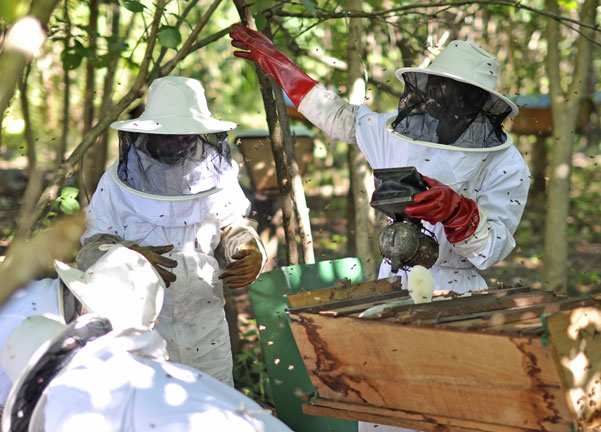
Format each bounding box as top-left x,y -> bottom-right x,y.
77,76 -> 266,386
231,28 -> 530,297
0,246 -> 290,432
296,42 -> 530,295
230,28 -> 531,432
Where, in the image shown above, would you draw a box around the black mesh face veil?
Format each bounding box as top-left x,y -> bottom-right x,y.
391,72 -> 513,148
117,131 -> 233,196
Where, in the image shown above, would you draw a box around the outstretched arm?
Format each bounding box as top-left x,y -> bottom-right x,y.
230,23 -> 317,107
230,24 -> 360,144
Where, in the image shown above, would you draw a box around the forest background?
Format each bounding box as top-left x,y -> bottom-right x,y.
0,0 -> 600,405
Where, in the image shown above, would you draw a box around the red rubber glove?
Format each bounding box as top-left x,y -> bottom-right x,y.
229,24 -> 318,107
405,176 -> 480,243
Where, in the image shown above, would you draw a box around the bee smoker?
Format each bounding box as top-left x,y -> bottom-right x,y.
370,167 -> 439,273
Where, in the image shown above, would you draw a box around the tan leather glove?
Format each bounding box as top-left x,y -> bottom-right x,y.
127,244 -> 178,287
218,241 -> 263,288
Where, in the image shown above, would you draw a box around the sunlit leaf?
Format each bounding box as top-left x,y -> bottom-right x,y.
558,0 -> 578,9
59,187 -> 80,214
158,26 -> 181,49
60,198 -> 80,214
60,186 -> 79,200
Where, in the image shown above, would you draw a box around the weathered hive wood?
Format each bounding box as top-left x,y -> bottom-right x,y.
289,311 -> 571,430
286,287 -> 601,431
286,276 -> 404,310
304,397 -> 543,432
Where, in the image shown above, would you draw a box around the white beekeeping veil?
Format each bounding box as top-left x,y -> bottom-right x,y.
110,76 -> 239,197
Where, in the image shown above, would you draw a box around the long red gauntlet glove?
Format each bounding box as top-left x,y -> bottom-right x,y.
405,176 -> 480,243
229,24 -> 318,107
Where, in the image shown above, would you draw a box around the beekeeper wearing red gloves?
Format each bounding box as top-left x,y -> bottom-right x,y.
230,26 -> 530,297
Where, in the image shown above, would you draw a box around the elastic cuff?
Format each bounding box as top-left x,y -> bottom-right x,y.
452,210 -> 491,256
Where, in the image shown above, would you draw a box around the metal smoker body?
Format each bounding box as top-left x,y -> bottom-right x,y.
370,167 -> 439,273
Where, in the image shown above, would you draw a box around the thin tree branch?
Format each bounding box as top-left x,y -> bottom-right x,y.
267,1 -> 601,35
153,0 -> 202,70
274,18 -> 402,98
187,27 -> 231,53
156,0 -> 223,77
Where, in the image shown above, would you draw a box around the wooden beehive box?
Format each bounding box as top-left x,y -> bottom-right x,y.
286,281 -> 601,431
234,126 -> 314,196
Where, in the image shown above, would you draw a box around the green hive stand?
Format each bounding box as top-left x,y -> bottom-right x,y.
248,258 -> 365,432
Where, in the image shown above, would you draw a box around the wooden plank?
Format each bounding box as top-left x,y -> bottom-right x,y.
305,397 -> 544,432
289,312 -> 573,431
286,276 -> 403,309
323,288 -> 541,319
305,291 -> 409,316
377,291 -> 560,323
435,297 -> 598,324
546,307 -> 601,430
432,297 -> 599,331
475,316 -> 544,334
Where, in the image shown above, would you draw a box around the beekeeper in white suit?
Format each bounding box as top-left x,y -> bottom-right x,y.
0,245 -> 291,432
230,30 -> 530,432
76,76 -> 267,386
230,28 -> 530,296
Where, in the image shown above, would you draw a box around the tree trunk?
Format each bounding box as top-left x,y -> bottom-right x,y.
273,84 -> 315,264
530,134 -> 547,197
233,0 -> 300,266
95,0 -> 122,182
79,0 -> 99,203
542,0 -> 597,294
347,0 -> 376,279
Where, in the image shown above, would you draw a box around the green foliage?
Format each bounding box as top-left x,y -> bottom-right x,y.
121,0 -> 145,13
60,40 -> 87,70
58,186 -> 80,215
158,26 -> 181,49
558,0 -> 578,9
233,325 -> 273,408
299,0 -> 317,15
42,187 -> 80,228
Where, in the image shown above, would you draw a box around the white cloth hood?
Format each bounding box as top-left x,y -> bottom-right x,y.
87,159 -> 249,229
54,244 -> 165,332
